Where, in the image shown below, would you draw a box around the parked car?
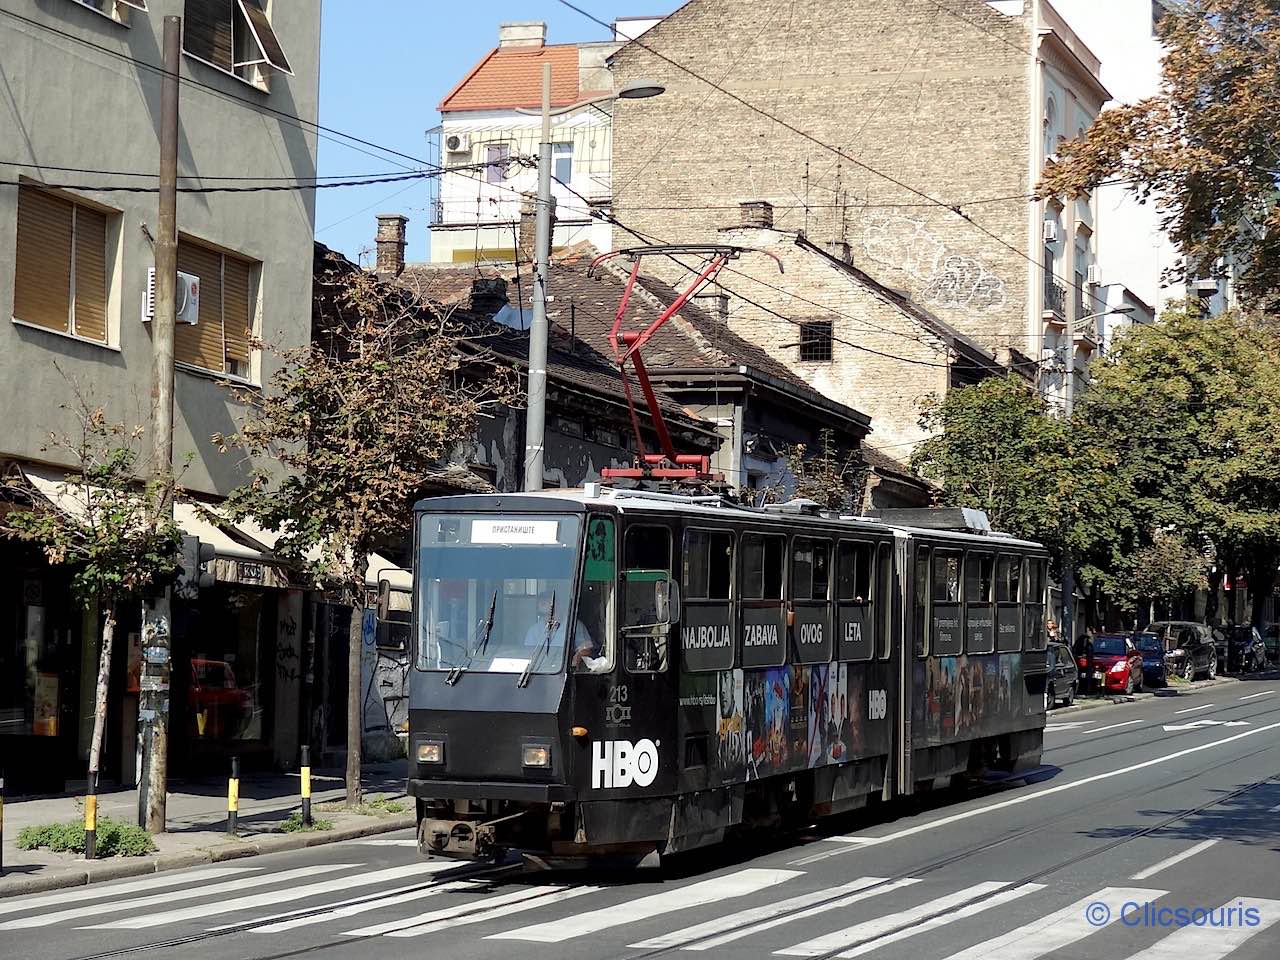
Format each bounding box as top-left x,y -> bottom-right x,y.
1221,625 -> 1268,674
1132,632 -> 1169,687
1141,621 -> 1218,681
1046,642 -> 1079,708
1079,634 -> 1144,694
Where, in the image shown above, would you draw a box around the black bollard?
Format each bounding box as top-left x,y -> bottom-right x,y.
300,745 -> 312,827
227,756 -> 240,834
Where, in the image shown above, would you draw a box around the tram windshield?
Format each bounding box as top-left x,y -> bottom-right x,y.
416,514 -> 582,675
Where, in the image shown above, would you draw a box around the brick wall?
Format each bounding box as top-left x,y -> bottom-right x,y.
609,0 -> 1034,354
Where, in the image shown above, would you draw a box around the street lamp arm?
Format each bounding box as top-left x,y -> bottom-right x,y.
514,94 -> 615,119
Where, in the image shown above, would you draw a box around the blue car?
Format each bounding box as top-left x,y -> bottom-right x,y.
1133,632 -> 1168,687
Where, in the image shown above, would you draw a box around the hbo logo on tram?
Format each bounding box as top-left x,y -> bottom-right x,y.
592,739 -> 660,789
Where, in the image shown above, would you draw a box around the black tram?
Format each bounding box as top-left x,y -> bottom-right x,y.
407,486 -> 1051,865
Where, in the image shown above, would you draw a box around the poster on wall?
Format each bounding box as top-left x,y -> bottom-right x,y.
33,672 -> 58,737
126,631 -> 143,694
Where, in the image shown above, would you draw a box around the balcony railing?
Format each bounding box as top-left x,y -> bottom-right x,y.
1043,280 -> 1067,321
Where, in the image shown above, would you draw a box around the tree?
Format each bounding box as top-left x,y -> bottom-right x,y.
1,395 -> 180,815
1039,0 -> 1280,307
219,250 -> 518,806
759,429 -> 867,511
1079,308 -> 1280,625
1122,531 -> 1209,623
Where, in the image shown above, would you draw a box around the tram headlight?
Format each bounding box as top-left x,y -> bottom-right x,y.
522,743 -> 552,768
417,739 -> 445,765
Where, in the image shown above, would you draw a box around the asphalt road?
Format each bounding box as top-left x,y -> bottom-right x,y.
5,676 -> 1280,960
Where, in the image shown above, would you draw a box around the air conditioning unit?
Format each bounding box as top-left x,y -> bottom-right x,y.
1042,219 -> 1060,244
444,132 -> 471,153
142,268 -> 200,325
1085,264 -> 1100,285
1192,277 -> 1219,292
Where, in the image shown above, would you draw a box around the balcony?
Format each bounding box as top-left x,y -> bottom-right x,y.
1043,280 -> 1067,327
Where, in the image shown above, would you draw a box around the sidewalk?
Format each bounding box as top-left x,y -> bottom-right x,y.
1052,667 -> 1280,717
0,760 -> 414,898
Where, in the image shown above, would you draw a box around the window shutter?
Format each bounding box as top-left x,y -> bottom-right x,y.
222,255 -> 252,365
72,205 -> 109,343
13,186 -> 72,333
183,0 -> 234,70
175,241 -> 225,371
236,0 -> 294,75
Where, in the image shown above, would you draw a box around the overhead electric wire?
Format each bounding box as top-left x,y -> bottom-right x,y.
0,166 -> 490,195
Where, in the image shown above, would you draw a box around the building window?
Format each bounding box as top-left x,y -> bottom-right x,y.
1044,96 -> 1058,159
183,0 -> 293,89
13,185 -> 111,344
798,320 -> 833,362
485,143 -> 511,184
553,143 -> 573,184
175,239 -> 256,379
68,0 -> 148,23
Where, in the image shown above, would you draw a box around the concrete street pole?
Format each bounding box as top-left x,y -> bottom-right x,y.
522,62 -> 553,492
140,15 -> 181,834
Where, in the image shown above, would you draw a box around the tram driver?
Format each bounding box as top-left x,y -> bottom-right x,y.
523,590 -> 609,673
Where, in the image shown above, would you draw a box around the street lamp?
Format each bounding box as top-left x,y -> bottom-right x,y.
1063,305 -> 1134,417
515,69 -> 665,491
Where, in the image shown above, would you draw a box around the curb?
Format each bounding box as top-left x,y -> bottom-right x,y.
1050,674 -> 1242,717
0,813 -> 416,900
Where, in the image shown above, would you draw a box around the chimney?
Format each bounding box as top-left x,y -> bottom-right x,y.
470,276 -> 509,316
498,21 -> 546,48
739,200 -> 774,229
518,193 -> 556,263
824,240 -> 852,264
374,213 -> 408,278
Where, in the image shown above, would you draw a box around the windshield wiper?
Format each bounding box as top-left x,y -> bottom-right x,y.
518,592 -> 557,688
446,589 -> 498,686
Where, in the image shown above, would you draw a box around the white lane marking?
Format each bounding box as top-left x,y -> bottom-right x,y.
486,868 -> 802,943
238,879 -> 477,933
824,721 -> 1280,850
1130,839 -> 1220,880
0,867 -> 258,918
1088,719 -> 1145,734
0,865 -> 347,931
777,880 -> 1013,957
86,862 -> 457,930
1044,721 -> 1095,732
833,883 -> 1045,959
629,877 -> 888,949
352,838 -> 420,846
939,887 -> 1164,960
383,885 -> 599,938
1163,719 -> 1248,731
1239,690 -> 1276,701
677,879 -> 921,951
1174,703 -> 1215,714
1120,897 -> 1280,959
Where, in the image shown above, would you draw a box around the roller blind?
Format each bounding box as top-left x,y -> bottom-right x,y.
183,0 -> 234,70
13,186 -> 73,333
222,255 -> 252,365
175,241 -> 225,372
72,205 -> 108,343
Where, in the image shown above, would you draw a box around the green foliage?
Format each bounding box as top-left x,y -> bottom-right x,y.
760,429 -> 867,511
279,812 -> 334,833
217,253 -> 518,600
0,399 -> 181,606
17,818 -> 156,858
1039,1 -> 1280,308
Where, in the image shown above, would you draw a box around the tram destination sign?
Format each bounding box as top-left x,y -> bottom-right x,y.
471,519 -> 561,544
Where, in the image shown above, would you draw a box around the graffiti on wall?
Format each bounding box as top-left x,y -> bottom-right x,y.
861,216 -> 1006,311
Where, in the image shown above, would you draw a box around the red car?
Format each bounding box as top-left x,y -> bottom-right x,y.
1078,634 -> 1144,694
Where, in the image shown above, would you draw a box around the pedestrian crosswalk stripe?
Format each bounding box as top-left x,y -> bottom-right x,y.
0,866 -> 258,918
777,881 -> 1014,957
825,883 -> 1044,959
381,885 -> 600,938
236,879 -> 479,933
1119,898 -> 1280,960
487,868 -> 803,943
629,877 -> 890,950
939,887 -> 1164,960
0,865 -> 348,931
84,862 -> 457,930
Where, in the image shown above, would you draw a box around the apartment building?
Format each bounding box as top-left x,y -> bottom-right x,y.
0,0 -> 319,793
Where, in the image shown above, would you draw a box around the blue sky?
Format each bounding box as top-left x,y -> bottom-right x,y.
314,1 -> 641,264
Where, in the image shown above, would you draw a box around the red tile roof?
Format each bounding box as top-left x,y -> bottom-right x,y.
439,45 -> 582,113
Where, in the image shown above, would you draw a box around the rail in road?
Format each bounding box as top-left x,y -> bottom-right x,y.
5,682 -> 1280,960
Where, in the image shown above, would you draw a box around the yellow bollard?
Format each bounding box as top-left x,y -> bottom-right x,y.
227,756 -> 240,834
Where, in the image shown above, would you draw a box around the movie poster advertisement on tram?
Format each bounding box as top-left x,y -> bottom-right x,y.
807,664 -> 830,767
717,668 -> 745,782
745,666 -> 791,779
914,652 -> 1028,747
789,665 -> 809,767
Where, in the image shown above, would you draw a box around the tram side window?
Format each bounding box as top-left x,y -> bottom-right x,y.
623,525 -> 673,673
836,541 -> 873,604
1023,558 -> 1048,651
741,532 -> 786,668
995,555 -> 1023,652
575,516 -> 617,673
791,538 -> 831,600
877,543 -> 893,660
914,546 -> 930,657
964,553 -> 995,654
836,541 -> 874,661
684,529 -> 733,600
741,533 -> 784,600
683,528 -> 735,673
931,551 -> 963,656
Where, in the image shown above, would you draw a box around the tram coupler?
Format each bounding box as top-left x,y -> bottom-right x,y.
419,809 -> 527,861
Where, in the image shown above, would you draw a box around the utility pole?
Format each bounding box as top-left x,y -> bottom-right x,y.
139,15 -> 181,835
522,62 -> 553,492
